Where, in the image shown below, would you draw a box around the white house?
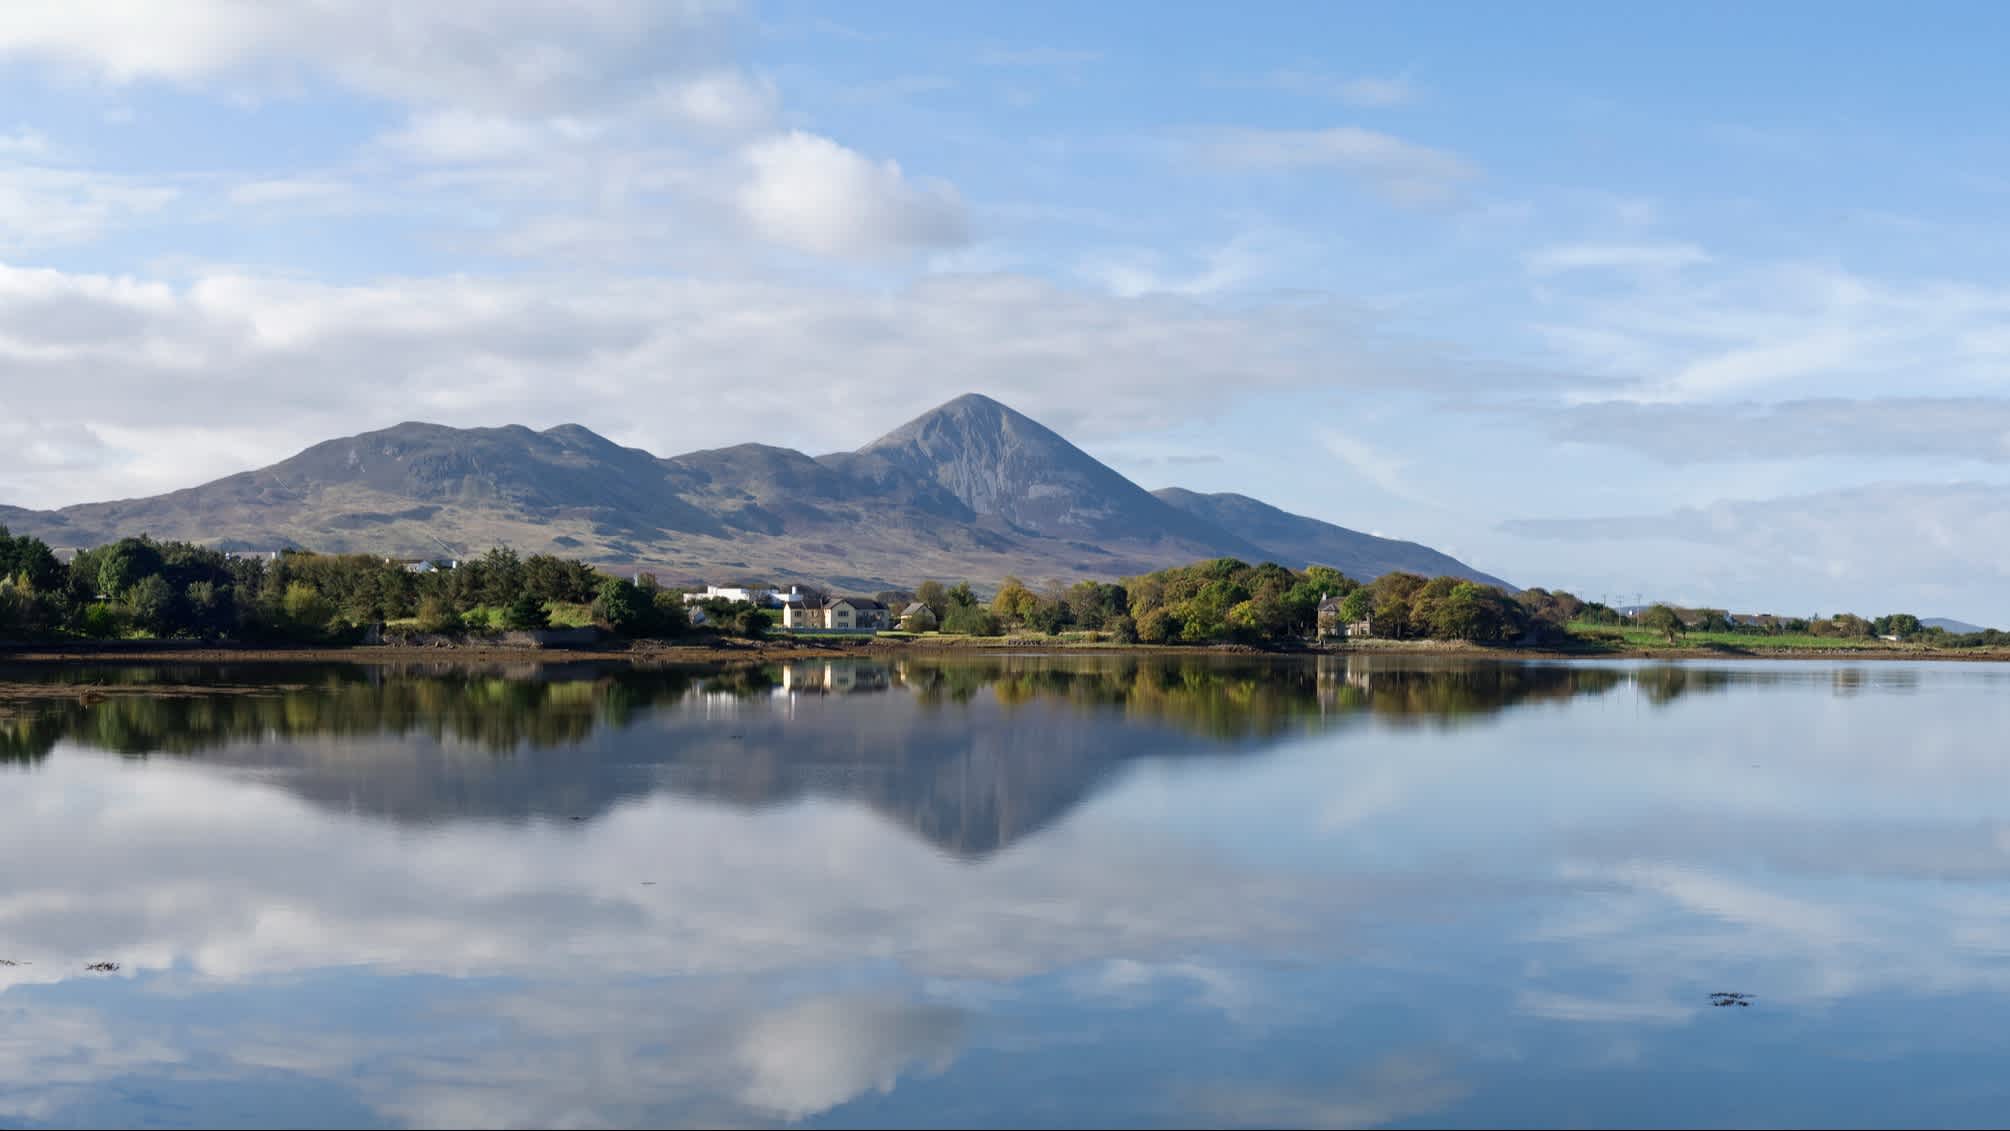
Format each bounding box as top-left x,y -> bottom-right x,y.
684,584 -> 781,607
784,596 -> 890,631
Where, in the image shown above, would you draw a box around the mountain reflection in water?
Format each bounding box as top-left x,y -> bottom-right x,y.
0,656 -> 1800,857
2,655 -> 2009,1128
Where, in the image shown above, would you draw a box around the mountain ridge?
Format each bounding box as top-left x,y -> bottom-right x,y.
0,394 -> 1509,591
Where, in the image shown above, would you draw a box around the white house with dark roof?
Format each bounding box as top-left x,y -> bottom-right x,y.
784,596 -> 890,631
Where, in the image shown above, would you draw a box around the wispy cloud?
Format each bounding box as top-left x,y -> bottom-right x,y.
1546,397 -> 2010,465
1320,427 -> 1444,508
1526,242 -> 1711,276
1264,70 -> 1418,107
974,46 -> 1104,67
1184,126 -> 1475,205
1532,261 -> 2010,404
1502,481 -> 2010,609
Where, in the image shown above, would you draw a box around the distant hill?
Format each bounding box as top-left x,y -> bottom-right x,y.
1923,617 -> 1989,634
0,394 -> 1507,591
1153,488 -> 1511,590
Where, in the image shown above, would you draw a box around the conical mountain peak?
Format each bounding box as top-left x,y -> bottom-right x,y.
858,394 -> 1260,550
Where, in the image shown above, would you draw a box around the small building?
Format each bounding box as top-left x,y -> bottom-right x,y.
829,597 -> 889,631
899,602 -> 938,632
785,596 -> 890,631
1346,620 -> 1375,639
684,583 -> 781,608
1316,593 -> 1345,638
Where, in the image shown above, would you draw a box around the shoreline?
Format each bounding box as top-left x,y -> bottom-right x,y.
3,636 -> 2010,665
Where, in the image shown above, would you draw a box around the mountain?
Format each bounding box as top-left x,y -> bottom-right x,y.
1154,488 -> 1511,590
849,394 -> 1261,555
1923,617 -> 1989,634
0,393 -> 1506,590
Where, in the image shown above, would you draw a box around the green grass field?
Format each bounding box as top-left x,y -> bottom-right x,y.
1567,621 -> 1904,651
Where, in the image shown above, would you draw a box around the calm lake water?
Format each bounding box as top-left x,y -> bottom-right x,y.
4,655 -> 2010,1128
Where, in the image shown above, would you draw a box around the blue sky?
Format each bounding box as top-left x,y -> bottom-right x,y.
2,1 -> 2009,621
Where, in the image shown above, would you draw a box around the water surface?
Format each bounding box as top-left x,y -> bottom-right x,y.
3,655 -> 2008,1128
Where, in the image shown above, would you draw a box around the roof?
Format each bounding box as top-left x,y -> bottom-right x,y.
829,597 -> 887,610
901,602 -> 933,617
1317,596 -> 1346,611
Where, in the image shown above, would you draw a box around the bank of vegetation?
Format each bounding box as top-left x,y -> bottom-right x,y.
2,525 -> 1998,656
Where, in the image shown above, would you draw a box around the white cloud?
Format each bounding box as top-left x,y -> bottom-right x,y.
0,127 -> 48,155
1526,242 -> 1711,275
225,178 -> 357,209
0,166 -> 177,252
1320,427 -> 1445,509
649,68 -> 779,133
1078,234 -> 1276,297
1502,481 -> 2010,614
379,108 -> 556,164
1264,70 -> 1418,108
0,0 -> 740,113
1547,397 -> 2010,465
973,46 -> 1103,66
735,131 -> 968,257
1185,126 -> 1475,205
1533,261 -> 2010,405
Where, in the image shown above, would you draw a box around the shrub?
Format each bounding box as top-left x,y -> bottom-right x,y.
125,574 -> 179,635
79,602 -> 128,639
415,596 -> 462,633
504,592 -> 550,631
941,604 -> 1002,636
1136,607 -> 1176,644
281,583 -> 337,633
593,579 -> 650,635
1107,614 -> 1139,644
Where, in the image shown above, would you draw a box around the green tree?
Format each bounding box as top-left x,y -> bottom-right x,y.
1136,606 -> 1177,644
946,581 -> 978,609
916,580 -> 948,619
0,527 -> 63,592
991,577 -> 1037,623
1107,614 -> 1140,644
282,582 -> 337,633
1339,589 -> 1373,624
649,590 -> 691,637
416,595 -> 462,633
97,537 -> 164,600
732,607 -> 771,638
593,578 -> 650,635
504,592 -> 550,630
1641,604 -> 1684,644
472,546 -> 525,607
1028,601 -> 1073,635
125,574 -> 178,635
941,604 -> 1001,636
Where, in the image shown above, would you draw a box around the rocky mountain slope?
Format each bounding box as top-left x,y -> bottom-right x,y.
0,394 -> 1508,590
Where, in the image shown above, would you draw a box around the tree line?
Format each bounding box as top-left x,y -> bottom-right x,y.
0,529 -> 712,642
8,524 -> 1996,651
881,560 -> 1550,645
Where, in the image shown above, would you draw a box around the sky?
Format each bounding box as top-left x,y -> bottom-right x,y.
1,1 -> 2008,623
